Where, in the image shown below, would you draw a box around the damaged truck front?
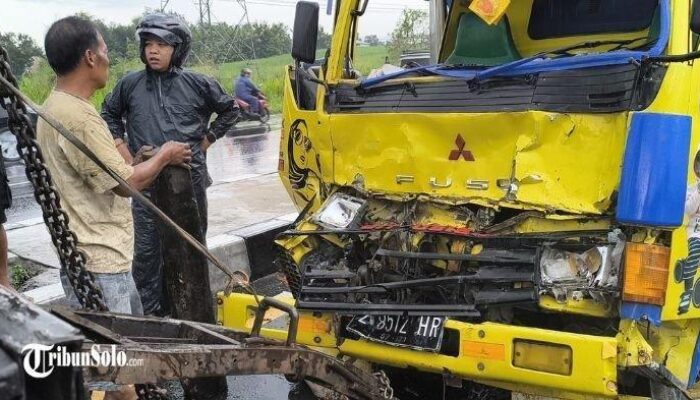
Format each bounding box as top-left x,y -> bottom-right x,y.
221,0 -> 700,398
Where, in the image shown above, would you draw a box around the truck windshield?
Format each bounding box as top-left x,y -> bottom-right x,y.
358,0 -> 668,89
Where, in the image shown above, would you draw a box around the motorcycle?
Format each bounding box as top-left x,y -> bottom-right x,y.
235,94 -> 270,124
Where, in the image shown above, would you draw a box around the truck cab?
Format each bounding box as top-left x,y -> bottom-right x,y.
221,1 -> 700,398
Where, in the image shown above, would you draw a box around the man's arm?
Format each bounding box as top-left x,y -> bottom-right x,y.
687,185 -> 700,216
101,80 -> 128,140
59,117 -> 191,197
0,226 -> 10,290
114,138 -> 133,164
101,79 -> 131,158
203,76 -> 239,146
112,142 -> 191,197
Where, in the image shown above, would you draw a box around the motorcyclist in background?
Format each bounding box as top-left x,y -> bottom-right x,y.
234,68 -> 264,117
101,13 -> 239,316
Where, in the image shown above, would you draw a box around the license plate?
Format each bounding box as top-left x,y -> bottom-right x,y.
346,314 -> 445,351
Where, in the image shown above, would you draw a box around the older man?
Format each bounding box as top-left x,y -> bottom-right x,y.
37,16 -> 191,315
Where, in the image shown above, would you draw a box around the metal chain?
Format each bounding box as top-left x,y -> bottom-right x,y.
373,370 -> 394,400
0,46 -> 108,312
0,46 -> 166,400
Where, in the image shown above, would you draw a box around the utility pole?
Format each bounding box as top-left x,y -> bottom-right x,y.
185,0 -> 259,66
198,0 -> 205,25
238,0 -> 256,59
206,0 -> 212,26
160,0 -> 170,12
195,0 -> 212,26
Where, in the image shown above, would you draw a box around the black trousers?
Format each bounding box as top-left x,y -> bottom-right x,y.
131,167 -> 209,316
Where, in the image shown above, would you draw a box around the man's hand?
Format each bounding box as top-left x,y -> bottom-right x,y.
133,145 -> 155,166
0,276 -> 12,290
116,142 -> 192,197
161,141 -> 192,166
201,136 -> 212,152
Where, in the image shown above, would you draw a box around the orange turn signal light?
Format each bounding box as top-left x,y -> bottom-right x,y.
622,242 -> 670,306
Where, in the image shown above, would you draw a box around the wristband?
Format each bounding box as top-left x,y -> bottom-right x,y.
206,132 -> 217,143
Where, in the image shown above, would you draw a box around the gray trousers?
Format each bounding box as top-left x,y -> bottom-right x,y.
60,269 -> 144,315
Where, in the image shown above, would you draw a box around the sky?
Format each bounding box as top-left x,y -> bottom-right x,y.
0,0 -> 429,46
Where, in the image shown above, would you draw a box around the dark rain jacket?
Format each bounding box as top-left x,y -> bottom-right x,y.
101,67 -> 238,184
101,67 -> 237,316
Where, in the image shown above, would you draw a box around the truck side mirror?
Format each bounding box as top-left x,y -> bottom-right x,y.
292,1 -> 320,64
692,0 -> 700,35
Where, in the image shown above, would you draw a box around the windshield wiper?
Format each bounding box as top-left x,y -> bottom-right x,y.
548,37 -> 649,56
464,37 -> 649,82
441,63 -> 491,69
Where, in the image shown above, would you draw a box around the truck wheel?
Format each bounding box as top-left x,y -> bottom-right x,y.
650,382 -> 683,400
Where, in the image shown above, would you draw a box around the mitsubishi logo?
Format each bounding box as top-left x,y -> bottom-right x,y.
448,134 -> 475,161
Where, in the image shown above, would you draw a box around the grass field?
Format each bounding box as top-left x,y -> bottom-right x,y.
20,46 -> 389,114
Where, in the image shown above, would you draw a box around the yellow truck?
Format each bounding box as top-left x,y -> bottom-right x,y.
219,0 -> 700,398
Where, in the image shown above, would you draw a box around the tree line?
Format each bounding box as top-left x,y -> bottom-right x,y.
0,13 -> 334,76
1,8 -> 423,78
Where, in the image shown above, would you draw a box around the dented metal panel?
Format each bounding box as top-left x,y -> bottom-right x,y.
329,110 -> 627,214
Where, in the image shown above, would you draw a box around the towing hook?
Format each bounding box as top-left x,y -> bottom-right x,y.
251,297 -> 300,346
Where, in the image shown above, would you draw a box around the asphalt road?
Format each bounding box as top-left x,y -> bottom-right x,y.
162,375 -> 315,400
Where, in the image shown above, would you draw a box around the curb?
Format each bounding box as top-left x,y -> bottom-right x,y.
26,213 -> 297,305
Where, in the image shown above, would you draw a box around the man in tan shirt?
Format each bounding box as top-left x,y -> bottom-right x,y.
37,16 -> 191,316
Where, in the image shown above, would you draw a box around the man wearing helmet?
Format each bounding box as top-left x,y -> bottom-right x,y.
235,67 -> 262,116
102,13 -> 239,316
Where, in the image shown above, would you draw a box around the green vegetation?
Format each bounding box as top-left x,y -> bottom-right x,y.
20,46 -> 389,114
10,263 -> 35,289
20,58 -> 142,112
388,9 -> 430,60
0,32 -> 43,76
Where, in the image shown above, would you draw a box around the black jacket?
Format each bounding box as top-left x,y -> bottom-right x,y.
101,67 -> 238,178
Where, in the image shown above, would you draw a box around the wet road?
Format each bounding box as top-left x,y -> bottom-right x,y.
6,118 -> 281,225
163,375 -> 316,400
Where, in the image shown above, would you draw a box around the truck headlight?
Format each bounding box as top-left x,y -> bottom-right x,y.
314,193 -> 366,229
540,231 -> 626,294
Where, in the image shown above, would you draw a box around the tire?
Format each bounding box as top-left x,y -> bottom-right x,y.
0,129 -> 21,162
258,108 -> 270,124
